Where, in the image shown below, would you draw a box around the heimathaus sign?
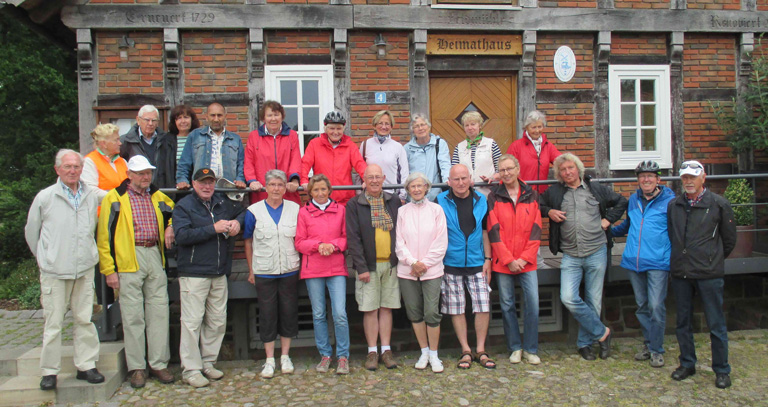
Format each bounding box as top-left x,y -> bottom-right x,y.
427,34 -> 522,56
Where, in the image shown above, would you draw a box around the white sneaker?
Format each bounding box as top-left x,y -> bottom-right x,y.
184,371 -> 209,388
429,355 -> 444,373
523,351 -> 541,365
281,356 -> 294,374
202,363 -> 224,380
415,353 -> 429,370
260,361 -> 275,379
509,350 -> 522,364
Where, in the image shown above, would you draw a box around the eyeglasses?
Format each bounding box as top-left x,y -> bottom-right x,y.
140,117 -> 159,124
638,174 -> 658,180
680,162 -> 703,170
408,183 -> 428,190
413,123 -> 429,129
499,167 -> 518,174
375,122 -> 392,127
365,175 -> 384,181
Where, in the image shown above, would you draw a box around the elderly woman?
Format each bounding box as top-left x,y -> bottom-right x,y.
82,123 -> 128,201
301,111 -> 367,206
506,110 -> 561,194
295,174 -> 350,374
403,114 -> 451,202
245,100 -> 303,204
169,104 -> 201,163
395,172 -> 448,373
487,154 -> 543,365
451,111 -> 501,196
360,110 -> 409,201
244,170 -> 301,379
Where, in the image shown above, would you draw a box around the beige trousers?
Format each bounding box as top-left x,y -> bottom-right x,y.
40,272 -> 99,376
118,246 -> 170,371
179,275 -> 228,375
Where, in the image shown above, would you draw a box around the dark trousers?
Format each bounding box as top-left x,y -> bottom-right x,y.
671,276 -> 730,374
254,273 -> 299,343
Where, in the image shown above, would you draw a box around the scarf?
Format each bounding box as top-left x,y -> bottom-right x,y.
366,193 -> 393,231
466,131 -> 484,149
374,132 -> 389,144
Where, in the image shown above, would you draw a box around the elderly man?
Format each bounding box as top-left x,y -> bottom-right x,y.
611,161 -> 675,368
667,160 -> 736,389
539,153 -> 627,361
176,103 -> 246,190
120,104 -> 176,188
436,164 -> 495,370
173,168 -> 245,388
97,155 -> 175,388
25,149 -> 104,391
346,164 -> 402,370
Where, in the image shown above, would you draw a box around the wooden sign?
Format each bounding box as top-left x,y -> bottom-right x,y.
427,34 -> 522,55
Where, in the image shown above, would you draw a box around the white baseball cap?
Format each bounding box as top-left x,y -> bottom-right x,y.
127,155 -> 156,172
679,160 -> 704,177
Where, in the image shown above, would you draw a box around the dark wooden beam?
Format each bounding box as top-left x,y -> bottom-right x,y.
682,88 -> 737,102
536,90 -> 596,104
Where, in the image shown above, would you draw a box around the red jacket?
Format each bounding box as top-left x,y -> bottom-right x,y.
300,133 -> 367,206
506,132 -> 561,194
487,180 -> 542,274
244,123 -> 302,204
295,201 -> 348,279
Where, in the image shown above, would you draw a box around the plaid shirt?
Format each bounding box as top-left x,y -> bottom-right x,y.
687,187 -> 707,207
128,185 -> 159,244
59,179 -> 83,210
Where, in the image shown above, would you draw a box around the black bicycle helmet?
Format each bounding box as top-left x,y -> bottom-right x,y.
635,160 -> 661,176
323,110 -> 346,125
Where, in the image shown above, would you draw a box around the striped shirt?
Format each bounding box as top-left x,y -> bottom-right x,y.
451,139 -> 502,173
59,180 -> 83,210
127,185 -> 159,244
208,127 -> 226,180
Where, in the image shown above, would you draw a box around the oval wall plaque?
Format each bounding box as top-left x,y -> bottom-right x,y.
553,46 -> 576,82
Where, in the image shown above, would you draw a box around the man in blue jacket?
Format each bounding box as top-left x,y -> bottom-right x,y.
611,160 -> 675,368
173,168 -> 245,388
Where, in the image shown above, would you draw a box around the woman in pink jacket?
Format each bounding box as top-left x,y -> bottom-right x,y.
395,172 -> 448,373
295,174 -> 350,375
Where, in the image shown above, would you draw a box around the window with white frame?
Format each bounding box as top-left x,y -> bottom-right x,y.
608,65 -> 672,170
265,65 -> 335,155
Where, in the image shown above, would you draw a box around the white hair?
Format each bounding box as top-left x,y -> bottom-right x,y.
523,110 -> 546,128
55,149 -> 83,167
138,104 -> 159,118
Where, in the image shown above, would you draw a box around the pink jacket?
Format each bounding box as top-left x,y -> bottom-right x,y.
295,201 -> 348,279
395,201 -> 448,281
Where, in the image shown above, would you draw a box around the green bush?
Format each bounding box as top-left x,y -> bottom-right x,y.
18,283 -> 41,310
0,258 -> 39,302
723,178 -> 754,226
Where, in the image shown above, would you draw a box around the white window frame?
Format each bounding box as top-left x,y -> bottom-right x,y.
264,65 -> 334,155
608,65 -> 672,171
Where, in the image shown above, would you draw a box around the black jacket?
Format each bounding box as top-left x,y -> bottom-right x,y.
173,191 -> 245,277
120,124 -> 177,188
539,175 -> 628,255
667,190 -> 737,279
346,192 -> 401,274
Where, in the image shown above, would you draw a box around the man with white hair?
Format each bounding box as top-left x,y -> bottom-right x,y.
667,160 -> 736,389
539,153 -> 627,361
120,104 -> 176,188
25,149 -> 104,391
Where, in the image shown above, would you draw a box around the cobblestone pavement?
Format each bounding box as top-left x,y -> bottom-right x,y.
2,310 -> 767,406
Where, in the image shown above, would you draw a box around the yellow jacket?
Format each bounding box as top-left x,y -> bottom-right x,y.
97,179 -> 174,276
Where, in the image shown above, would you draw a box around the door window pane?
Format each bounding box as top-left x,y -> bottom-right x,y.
620,79 -> 635,102
284,107 -> 298,130
640,80 -> 655,102
641,129 -> 656,151
302,81 -> 319,105
641,105 -> 656,126
622,129 -> 636,152
621,105 -> 636,127
280,81 -> 297,105
303,108 -> 320,132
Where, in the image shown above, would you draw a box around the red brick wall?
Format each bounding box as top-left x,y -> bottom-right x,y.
536,33 -> 594,90
614,0 -> 670,8
266,31 -> 331,56
182,31 -> 248,94
612,33 -> 668,55
683,34 -> 736,89
687,0 -> 741,10
97,31 -> 163,95
760,0 -> 768,11
348,32 -> 410,143
188,105 -> 251,143
684,101 -> 735,165
536,102 -> 596,169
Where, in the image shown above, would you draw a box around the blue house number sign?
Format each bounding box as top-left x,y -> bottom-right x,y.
375,92 -> 387,104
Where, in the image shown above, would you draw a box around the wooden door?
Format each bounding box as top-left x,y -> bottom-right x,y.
429,75 -> 516,154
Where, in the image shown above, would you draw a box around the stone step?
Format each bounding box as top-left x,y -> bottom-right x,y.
11,343 -> 125,376
0,369 -> 123,407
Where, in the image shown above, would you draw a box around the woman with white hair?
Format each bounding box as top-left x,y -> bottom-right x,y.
403,114 -> 451,201
451,111 -> 501,196
82,123 -> 128,201
506,110 -> 561,194
395,172 -> 448,372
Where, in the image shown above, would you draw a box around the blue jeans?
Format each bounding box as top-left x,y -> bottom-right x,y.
626,269 -> 668,354
560,244 -> 608,348
497,271 -> 539,354
671,277 -> 730,374
305,276 -> 349,358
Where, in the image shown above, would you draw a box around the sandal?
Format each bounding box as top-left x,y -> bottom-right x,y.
475,352 -> 496,369
457,351 -> 473,370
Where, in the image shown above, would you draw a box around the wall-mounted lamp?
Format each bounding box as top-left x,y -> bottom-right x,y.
369,33 -> 394,59
118,34 -> 135,60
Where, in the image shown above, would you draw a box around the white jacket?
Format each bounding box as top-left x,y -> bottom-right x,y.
25,181 -> 100,279
454,136 -> 497,196
247,200 -> 301,275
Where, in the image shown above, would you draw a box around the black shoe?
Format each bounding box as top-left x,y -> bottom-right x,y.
715,373 -> 731,389
76,368 -> 105,384
598,329 -> 612,359
40,375 -> 56,390
577,346 -> 596,361
671,365 -> 696,381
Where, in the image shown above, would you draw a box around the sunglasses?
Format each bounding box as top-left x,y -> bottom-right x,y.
680,162 -> 703,170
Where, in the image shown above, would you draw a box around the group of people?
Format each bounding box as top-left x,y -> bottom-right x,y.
23,101 -> 737,393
